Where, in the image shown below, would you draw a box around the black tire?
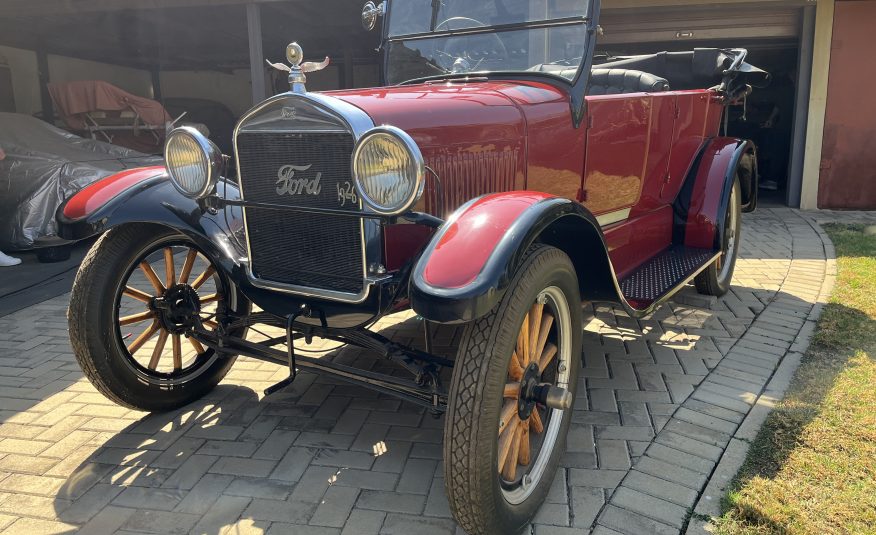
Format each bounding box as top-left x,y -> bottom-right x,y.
37,244 -> 72,263
444,245 -> 582,535
68,224 -> 247,412
695,178 -> 742,297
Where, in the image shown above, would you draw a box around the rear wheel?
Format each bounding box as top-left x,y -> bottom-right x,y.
68,224 -> 248,412
444,245 -> 582,535
695,177 -> 742,296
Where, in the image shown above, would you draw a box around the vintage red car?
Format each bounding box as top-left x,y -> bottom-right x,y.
58,0 -> 766,533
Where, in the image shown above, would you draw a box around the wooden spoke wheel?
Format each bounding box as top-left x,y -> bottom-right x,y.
116,242 -> 222,377
69,225 -> 248,412
444,245 -> 582,535
498,293 -> 568,494
497,286 -> 572,504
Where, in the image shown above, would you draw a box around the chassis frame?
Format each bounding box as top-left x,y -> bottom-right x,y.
193,309 -> 452,413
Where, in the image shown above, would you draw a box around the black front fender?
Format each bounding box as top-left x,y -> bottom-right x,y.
57,171 -> 398,328
57,172 -> 248,275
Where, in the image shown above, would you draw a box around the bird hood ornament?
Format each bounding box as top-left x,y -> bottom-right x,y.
266,42 -> 330,94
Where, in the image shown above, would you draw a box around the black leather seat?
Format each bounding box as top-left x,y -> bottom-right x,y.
587,69 -> 670,95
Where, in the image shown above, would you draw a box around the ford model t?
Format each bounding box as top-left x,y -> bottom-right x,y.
58,0 -> 766,532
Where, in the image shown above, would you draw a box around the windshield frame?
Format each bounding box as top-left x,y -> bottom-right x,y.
387,15 -> 589,42
380,0 -> 601,127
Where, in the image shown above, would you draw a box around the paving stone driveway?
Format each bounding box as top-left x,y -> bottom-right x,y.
0,208 -> 837,535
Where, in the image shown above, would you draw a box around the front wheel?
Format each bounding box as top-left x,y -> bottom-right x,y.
68,224 -> 248,412
444,245 -> 582,535
695,177 -> 742,296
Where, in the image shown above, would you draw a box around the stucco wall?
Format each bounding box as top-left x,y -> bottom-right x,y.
0,45 -> 40,115
0,46 -> 154,116
48,54 -> 153,97
0,43 -> 356,124
159,69 -> 253,117
817,0 -> 876,209
0,45 -> 259,120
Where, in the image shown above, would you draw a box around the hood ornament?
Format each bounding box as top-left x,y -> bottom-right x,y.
266,42 -> 330,94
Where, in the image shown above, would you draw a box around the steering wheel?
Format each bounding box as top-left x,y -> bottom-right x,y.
434,17 -> 510,73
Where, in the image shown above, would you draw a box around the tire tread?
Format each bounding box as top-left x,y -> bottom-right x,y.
444,245 -> 579,535
69,225 -> 147,410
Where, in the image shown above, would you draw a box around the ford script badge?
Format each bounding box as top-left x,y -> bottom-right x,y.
281,106 -> 296,119
276,164 -> 322,196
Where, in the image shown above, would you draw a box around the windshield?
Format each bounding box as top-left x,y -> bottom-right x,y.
385,0 -> 593,84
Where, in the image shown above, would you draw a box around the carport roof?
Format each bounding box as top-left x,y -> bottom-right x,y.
1,0 -> 809,72
0,0 -> 810,16
0,0 -> 309,17
0,0 -> 376,71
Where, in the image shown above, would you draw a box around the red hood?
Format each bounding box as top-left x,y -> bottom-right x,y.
327,81 -> 574,216
329,82 -> 526,149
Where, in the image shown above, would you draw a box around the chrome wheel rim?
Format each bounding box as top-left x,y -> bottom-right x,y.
499,286 -> 572,505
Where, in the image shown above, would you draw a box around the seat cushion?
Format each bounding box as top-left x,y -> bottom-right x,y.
587,69 -> 670,95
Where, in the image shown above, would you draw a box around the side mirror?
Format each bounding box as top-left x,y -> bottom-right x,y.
361,1 -> 385,32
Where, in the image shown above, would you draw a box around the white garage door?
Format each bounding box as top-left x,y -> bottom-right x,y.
599,4 -> 803,44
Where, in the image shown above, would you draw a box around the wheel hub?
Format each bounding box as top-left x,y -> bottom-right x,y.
517,362 -> 541,419
154,284 -> 201,333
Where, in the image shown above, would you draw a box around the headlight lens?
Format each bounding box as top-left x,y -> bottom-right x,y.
165,126 -> 222,198
352,126 -> 425,215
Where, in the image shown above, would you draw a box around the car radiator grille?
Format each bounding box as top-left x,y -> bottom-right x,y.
236,131 -> 364,295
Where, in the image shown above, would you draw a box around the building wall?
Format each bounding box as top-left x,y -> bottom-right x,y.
0,45 -> 350,123
0,45 -> 40,115
0,46 -> 154,116
353,64 -> 380,88
48,54 -> 153,97
160,69 -> 253,117
817,0 -> 876,209
0,44 -> 260,121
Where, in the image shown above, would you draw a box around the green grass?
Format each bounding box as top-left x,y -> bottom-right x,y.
712,224 -> 876,535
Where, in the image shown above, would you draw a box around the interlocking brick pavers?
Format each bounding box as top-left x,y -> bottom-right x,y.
593,209 -> 836,534
0,208 -> 842,534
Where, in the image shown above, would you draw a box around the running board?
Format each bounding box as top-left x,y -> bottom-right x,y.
618,245 -> 719,312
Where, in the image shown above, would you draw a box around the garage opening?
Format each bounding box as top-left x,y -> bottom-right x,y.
598,5 -> 808,207
726,45 -> 797,206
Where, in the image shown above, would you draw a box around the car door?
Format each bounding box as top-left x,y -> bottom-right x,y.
581,94 -> 651,223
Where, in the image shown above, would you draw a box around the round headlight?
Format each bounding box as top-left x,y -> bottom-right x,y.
165,126 -> 222,198
352,126 -> 425,215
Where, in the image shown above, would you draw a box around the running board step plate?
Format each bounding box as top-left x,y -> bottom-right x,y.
619,245 -> 717,304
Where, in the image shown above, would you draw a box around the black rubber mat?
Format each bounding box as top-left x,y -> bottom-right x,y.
619,245 -> 716,303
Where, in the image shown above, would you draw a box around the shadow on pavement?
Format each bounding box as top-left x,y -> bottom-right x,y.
42,284 -> 816,534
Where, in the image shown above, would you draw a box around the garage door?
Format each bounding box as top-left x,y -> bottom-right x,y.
817,1 -> 876,209
599,4 -> 802,44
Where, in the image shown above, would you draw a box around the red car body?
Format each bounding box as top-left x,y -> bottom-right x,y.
59,77 -> 754,319
330,81 -> 727,281
57,5 -> 768,532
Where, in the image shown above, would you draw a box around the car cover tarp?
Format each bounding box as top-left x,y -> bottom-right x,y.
48,80 -> 172,130
0,112 -> 161,250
